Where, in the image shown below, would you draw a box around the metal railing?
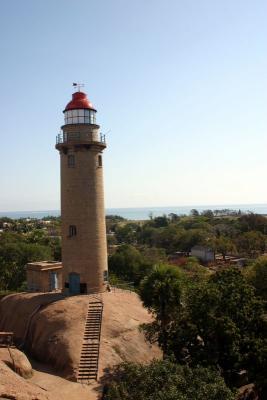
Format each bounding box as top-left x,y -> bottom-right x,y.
56,132 -> 106,145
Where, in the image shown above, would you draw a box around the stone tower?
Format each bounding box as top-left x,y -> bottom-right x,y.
56,90 -> 108,294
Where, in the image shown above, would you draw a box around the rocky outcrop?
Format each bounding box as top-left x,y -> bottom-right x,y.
0,291 -> 161,380
0,360 -> 49,400
0,348 -> 33,379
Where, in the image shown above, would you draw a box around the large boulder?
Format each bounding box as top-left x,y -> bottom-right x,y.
0,360 -> 49,400
0,291 -> 161,380
0,348 -> 33,379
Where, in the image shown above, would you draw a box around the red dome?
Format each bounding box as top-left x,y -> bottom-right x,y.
64,91 -> 96,111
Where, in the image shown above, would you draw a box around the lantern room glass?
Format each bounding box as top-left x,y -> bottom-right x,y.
64,109 -> 96,125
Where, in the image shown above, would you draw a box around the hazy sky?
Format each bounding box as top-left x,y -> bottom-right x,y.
0,0 -> 266,211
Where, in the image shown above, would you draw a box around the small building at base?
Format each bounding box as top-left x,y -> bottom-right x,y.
26,261 -> 63,292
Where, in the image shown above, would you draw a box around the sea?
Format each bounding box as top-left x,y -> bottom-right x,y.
0,204 -> 267,220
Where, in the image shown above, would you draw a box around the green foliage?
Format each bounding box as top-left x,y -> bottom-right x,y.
165,269 -> 266,389
238,213 -> 267,234
115,223 -> 139,244
177,257 -> 209,280
103,360 -> 235,400
108,245 -> 153,285
246,256 -> 267,301
140,264 -> 182,315
150,215 -> 169,228
106,215 -> 125,221
201,209 -> 214,218
0,231 -> 53,290
139,264 -> 182,353
212,236 -> 237,260
140,267 -> 267,393
139,246 -> 167,264
235,231 -> 266,257
190,209 -> 199,217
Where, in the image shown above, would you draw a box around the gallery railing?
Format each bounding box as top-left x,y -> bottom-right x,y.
56,132 -> 106,144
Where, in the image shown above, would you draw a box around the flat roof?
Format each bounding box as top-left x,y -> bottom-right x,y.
27,261 -> 62,271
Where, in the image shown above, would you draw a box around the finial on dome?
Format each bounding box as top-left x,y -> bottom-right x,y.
73,82 -> 85,92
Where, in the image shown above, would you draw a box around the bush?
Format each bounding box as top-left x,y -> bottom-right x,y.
103,360 -> 235,400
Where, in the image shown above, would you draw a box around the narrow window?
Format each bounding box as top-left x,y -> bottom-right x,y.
68,154 -> 75,168
98,154 -> 102,167
69,225 -> 77,237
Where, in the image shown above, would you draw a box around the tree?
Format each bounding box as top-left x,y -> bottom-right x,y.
168,213 -> 179,223
0,241 -> 51,290
238,213 -> 267,234
103,360 -> 235,400
246,256 -> 267,302
152,215 -> 169,228
139,264 -> 182,355
213,236 -> 236,261
108,245 -> 152,285
115,223 -> 139,244
235,231 -> 266,257
190,209 -> 199,217
0,231 -> 53,291
201,210 -> 214,218
167,269 -> 267,391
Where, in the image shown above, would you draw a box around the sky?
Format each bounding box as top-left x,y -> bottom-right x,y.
0,0 -> 266,211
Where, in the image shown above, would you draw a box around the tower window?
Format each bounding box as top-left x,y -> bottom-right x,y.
69,225 -> 77,237
98,155 -> 102,167
68,154 -> 75,168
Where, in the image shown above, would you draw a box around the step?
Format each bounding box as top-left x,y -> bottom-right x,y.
85,321 -> 101,323
81,350 -> 99,353
81,349 -> 99,352
81,348 -> 99,352
79,364 -> 98,368
87,312 -> 102,315
82,341 -> 99,344
80,357 -> 98,360
78,373 -> 97,378
78,371 -> 97,374
84,334 -> 99,337
86,320 -> 101,323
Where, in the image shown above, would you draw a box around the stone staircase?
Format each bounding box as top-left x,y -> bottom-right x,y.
77,299 -> 103,383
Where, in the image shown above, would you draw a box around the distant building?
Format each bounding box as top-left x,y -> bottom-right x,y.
27,261 -> 62,292
190,245 -> 215,263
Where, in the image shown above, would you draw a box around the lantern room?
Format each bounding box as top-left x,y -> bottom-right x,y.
63,91 -> 97,125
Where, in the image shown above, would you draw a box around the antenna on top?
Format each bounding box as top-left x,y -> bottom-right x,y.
73,82 -> 85,92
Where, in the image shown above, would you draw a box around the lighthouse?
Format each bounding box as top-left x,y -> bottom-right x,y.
56,88 -> 108,294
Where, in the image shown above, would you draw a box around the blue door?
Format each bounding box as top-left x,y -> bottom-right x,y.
69,273 -> 80,295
